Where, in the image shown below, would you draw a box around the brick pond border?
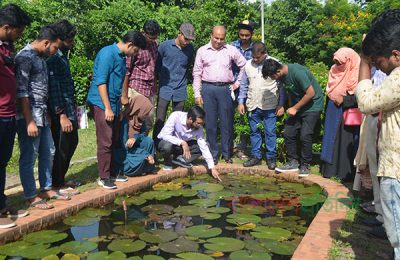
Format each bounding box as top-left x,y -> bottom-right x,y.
0,164 -> 352,259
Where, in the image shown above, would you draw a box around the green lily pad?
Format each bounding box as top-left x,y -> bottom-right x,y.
262,240 -> 298,255
152,181 -> 183,191
200,213 -> 221,220
234,204 -> 267,215
251,226 -> 291,240
143,256 -> 165,260
179,189 -> 198,197
192,183 -> 224,193
204,237 -> 244,252
60,241 -> 97,254
206,207 -> 231,214
244,240 -> 269,252
0,241 -> 34,256
63,214 -> 100,226
188,198 -> 218,207
174,205 -> 204,216
24,230 -> 68,244
0,255 -> 5,260
250,192 -> 281,200
177,252 -> 213,260
139,230 -> 178,243
159,237 -> 199,254
61,254 -> 80,260
279,182 -> 305,191
140,191 -> 172,200
113,222 -> 146,236
185,225 -> 222,238
85,236 -> 110,243
229,250 -> 272,260
21,245 -> 61,259
207,190 -> 235,199
226,214 -> 261,225
142,204 -> 174,214
108,239 -> 146,253
115,196 -> 147,206
300,194 -> 326,206
42,255 -> 59,260
80,207 -> 112,217
88,251 -> 127,260
260,216 -> 285,226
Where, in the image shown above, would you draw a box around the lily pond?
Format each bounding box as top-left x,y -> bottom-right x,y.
0,173 -> 326,260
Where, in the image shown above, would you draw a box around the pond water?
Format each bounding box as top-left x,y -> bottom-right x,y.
0,173 -> 326,260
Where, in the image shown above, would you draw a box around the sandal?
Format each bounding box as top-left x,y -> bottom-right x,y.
40,190 -> 71,201
58,187 -> 80,196
64,180 -> 81,188
27,199 -> 54,210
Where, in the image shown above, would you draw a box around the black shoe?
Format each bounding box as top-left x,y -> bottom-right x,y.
213,159 -> 218,166
224,158 -> 233,164
299,164 -> 310,177
171,155 -> 193,168
275,160 -> 299,173
368,225 -> 388,240
243,157 -> 261,167
361,217 -> 383,227
98,178 -> 117,189
267,160 -> 276,170
111,173 -> 128,182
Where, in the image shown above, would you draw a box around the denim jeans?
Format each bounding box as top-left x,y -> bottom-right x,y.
248,108 -> 276,160
0,117 -> 16,209
380,177 -> 400,259
17,119 -> 55,199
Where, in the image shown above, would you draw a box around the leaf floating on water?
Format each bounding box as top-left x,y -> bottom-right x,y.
112,221 -> 146,237
188,198 -> 218,207
152,182 -> 183,191
207,251 -> 224,257
200,212 -> 221,220
204,237 -> 245,252
141,204 -> 174,214
177,252 -> 214,260
236,222 -> 257,230
61,254 -> 80,260
159,237 -> 199,254
143,256 -> 165,260
250,226 -> 292,240
206,207 -> 231,214
191,183 -> 224,193
226,214 -> 261,225
60,241 -> 97,255
21,245 -> 61,259
229,250 -> 272,260
107,239 -> 146,253
24,230 -> 68,244
139,230 -> 178,243
115,196 -> 147,206
185,225 -> 222,238
42,255 -> 59,260
174,205 -> 204,216
261,240 -> 298,255
0,241 -> 35,256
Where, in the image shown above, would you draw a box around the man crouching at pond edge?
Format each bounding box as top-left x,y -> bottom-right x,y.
157,106 -> 222,181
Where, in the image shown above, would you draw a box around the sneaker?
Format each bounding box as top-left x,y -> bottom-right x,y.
275,161 -> 299,173
368,225 -> 388,240
243,157 -> 261,167
0,207 -> 29,218
98,178 -> 117,189
163,165 -> 173,171
0,216 -> 16,229
267,160 -> 276,170
171,155 -> 193,168
112,174 -> 128,182
299,164 -> 310,177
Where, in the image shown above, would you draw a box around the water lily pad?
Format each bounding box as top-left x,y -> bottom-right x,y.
236,222 -> 257,230
200,213 -> 221,220
141,204 -> 174,214
23,229 -> 68,244
244,240 -> 269,252
251,226 -> 291,240
159,237 -> 199,254
185,225 -> 222,238
85,236 -> 110,243
42,255 -> 58,260
250,192 -> 281,200
63,214 -> 100,226
0,241 -> 34,256
226,214 -> 261,225
113,222 -> 146,236
174,205 -> 204,216
260,216 -> 285,226
60,241 -> 97,254
300,194 -> 326,206
192,183 -> 224,193
153,182 -> 182,191
204,237 -> 244,252
88,251 -> 127,260
234,204 -> 267,215
177,252 -> 213,260
21,245 -> 61,259
279,182 -> 305,191
80,207 -> 112,217
262,240 -> 298,255
115,196 -> 147,206
229,250 -> 272,260
139,230 -> 178,243
207,190 -> 234,199
179,189 -> 198,197
206,207 -> 231,214
143,256 -> 165,260
140,191 -> 172,200
108,239 -> 146,253
188,198 -> 218,207
0,256 -> 5,260
61,254 -> 80,260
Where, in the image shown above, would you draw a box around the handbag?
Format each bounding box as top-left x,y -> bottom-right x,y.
343,108 -> 363,126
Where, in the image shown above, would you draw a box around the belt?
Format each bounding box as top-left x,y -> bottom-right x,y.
202,81 -> 232,86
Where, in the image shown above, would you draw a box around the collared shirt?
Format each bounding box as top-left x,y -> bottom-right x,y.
157,39 -> 194,102
87,43 -> 126,115
192,42 -> 247,98
0,40 -> 16,117
126,41 -> 158,97
47,50 -> 76,121
157,111 -> 214,169
356,67 -> 400,180
231,40 -> 253,81
15,44 -> 49,127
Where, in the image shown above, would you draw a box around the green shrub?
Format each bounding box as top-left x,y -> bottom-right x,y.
69,55 -> 93,106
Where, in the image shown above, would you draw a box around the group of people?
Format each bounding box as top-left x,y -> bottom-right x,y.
1,3 -> 400,257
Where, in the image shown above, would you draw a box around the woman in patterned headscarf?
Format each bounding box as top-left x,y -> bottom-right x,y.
320,47 -> 361,181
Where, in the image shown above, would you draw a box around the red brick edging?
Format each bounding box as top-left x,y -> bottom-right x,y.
0,164 -> 351,260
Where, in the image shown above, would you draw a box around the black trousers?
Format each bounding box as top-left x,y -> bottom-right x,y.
158,139 -> 201,164
283,111 -> 320,165
51,116 -> 78,187
152,97 -> 184,146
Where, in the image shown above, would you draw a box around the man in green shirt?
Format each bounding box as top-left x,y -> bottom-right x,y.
262,59 -> 323,176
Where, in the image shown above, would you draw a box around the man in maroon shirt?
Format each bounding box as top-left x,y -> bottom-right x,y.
0,4 -> 31,228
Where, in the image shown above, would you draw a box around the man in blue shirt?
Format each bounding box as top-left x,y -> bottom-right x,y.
86,31 -> 146,189
152,23 -> 195,146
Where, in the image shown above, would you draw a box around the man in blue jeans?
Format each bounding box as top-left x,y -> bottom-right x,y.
16,25 -> 64,209
238,42 -> 285,170
0,4 -> 31,228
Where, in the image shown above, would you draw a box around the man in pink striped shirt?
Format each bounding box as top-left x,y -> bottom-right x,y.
192,25 -> 246,163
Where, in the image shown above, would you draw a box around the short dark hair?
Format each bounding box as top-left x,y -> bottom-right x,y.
143,20 -> 160,36
262,59 -> 283,79
187,106 -> 205,121
51,19 -> 76,41
252,41 -> 267,55
0,4 -> 31,28
363,9 -> 400,58
122,30 -> 147,49
37,25 -> 60,42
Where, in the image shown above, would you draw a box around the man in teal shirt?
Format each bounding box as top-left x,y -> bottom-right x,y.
262,59 -> 323,176
87,31 -> 146,189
